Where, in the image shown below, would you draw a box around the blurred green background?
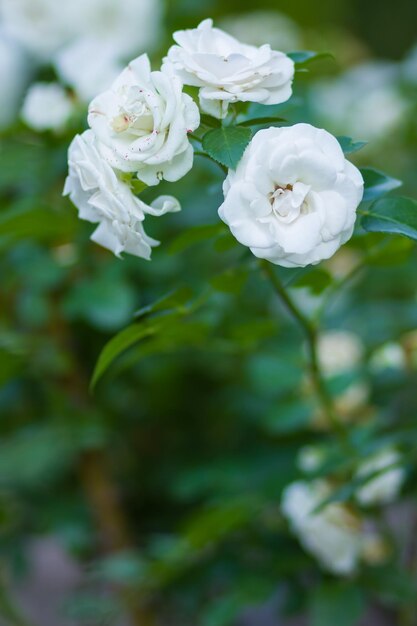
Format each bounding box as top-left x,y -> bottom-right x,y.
1,0 -> 417,625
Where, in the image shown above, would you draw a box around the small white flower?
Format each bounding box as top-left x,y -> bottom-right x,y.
317,331 -> 364,376
0,28 -> 31,129
282,480 -> 363,575
64,130 -> 180,259
22,82 -> 74,131
55,38 -> 123,102
88,54 -> 200,186
164,18 -> 294,119
219,124 -> 364,268
356,449 -> 406,506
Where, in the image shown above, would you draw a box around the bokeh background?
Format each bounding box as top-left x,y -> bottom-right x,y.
1,0 -> 417,625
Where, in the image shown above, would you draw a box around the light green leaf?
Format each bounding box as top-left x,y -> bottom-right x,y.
337,136 -> 368,154
202,126 -> 252,170
131,179 -> 148,194
361,197 -> 417,241
361,167 -> 402,202
310,583 -> 365,626
169,223 -> 227,254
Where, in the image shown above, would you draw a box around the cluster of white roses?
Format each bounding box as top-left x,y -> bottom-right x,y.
282,446 -> 406,575
65,19 -> 366,267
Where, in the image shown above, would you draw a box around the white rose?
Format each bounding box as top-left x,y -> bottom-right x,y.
22,82 -> 74,131
0,29 -> 31,129
219,124 -> 364,268
55,39 -> 123,103
164,18 -> 294,119
88,54 -> 200,186
282,480 -> 363,575
356,449 -> 406,506
64,130 -> 180,259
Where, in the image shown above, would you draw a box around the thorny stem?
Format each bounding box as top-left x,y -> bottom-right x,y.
260,260 -> 352,448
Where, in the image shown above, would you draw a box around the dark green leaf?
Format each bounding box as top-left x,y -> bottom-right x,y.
337,136 -> 368,154
200,114 -> 221,128
202,126 -> 252,170
361,197 -> 417,241
292,268 -> 332,295
237,117 -> 286,127
310,583 -> 365,626
361,168 -> 402,202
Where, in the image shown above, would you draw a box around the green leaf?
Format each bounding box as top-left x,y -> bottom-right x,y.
237,117 -> 286,127
200,114 -> 221,128
310,583 -> 365,626
337,136 -> 368,154
361,168 -> 402,202
134,286 -> 195,318
361,197 -> 417,241
287,51 -> 334,65
202,126 -> 252,170
91,319 -> 161,388
169,223 -> 227,254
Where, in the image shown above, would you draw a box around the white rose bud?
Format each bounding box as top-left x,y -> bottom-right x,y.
356,448 -> 406,506
22,82 -> 74,132
219,124 -> 364,268
164,18 -> 294,119
282,480 -> 363,575
64,130 -> 180,259
88,54 -> 200,186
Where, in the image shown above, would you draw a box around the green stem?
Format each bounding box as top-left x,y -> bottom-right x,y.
260,261 -> 351,445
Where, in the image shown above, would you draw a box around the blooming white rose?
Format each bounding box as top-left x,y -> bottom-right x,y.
88,54 -> 200,186
0,28 -> 31,129
55,39 -> 123,103
282,480 -> 363,575
164,18 -> 294,119
356,449 -> 406,506
219,124 -> 364,268
64,130 -> 180,259
22,82 -> 74,131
